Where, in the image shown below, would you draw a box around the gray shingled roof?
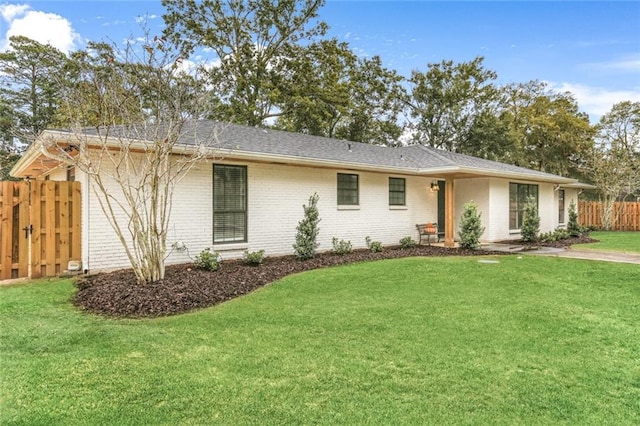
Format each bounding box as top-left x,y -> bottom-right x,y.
51,120 -> 575,183
178,121 -> 573,182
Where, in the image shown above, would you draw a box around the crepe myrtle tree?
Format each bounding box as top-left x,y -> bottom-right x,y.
586,101 -> 640,230
37,35 -> 215,284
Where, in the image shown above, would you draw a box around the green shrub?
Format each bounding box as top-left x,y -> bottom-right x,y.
554,227 -> 570,240
194,248 -> 221,271
521,197 -> 540,242
399,236 -> 417,249
293,193 -> 321,260
365,236 -> 384,253
567,200 -> 582,237
243,249 -> 265,266
332,237 -> 353,255
458,201 -> 485,250
539,231 -> 557,243
540,227 -> 571,243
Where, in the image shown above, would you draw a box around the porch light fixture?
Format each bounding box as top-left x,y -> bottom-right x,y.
430,181 -> 440,192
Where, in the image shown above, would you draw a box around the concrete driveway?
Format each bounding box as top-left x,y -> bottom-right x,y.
481,243 -> 640,265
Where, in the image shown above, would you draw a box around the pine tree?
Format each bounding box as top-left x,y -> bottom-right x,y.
458,201 -> 485,249
567,200 -> 582,237
293,193 -> 321,260
521,197 -> 540,242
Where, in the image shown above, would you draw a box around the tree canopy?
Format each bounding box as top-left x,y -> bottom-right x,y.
162,0 -> 328,126
2,0 -> 638,187
585,101 -> 640,228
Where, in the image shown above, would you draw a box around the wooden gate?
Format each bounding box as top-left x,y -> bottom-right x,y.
0,181 -> 81,280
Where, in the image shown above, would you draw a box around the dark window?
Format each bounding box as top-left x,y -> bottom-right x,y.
509,183 -> 538,230
558,189 -> 565,223
389,177 -> 406,206
213,164 -> 247,243
337,173 -> 359,205
66,166 -> 75,182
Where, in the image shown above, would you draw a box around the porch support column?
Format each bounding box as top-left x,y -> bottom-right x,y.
444,176 -> 455,247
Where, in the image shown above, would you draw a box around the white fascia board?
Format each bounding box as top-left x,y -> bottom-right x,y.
562,182 -> 597,190
450,166 -> 576,184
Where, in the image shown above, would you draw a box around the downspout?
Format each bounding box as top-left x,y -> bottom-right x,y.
82,170 -> 90,274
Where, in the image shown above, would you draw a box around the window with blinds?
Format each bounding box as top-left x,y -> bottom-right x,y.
389,177 -> 406,206
509,182 -> 538,230
213,164 -> 247,243
337,173 -> 359,205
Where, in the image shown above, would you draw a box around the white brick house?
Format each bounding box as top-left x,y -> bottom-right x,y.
11,121 -> 589,273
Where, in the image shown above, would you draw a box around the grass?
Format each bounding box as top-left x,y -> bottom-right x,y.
573,231 -> 640,254
1,256 -> 639,425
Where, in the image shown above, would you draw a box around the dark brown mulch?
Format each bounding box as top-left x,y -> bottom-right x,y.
74,245 -> 504,319
74,235 -> 600,319
495,234 -> 599,249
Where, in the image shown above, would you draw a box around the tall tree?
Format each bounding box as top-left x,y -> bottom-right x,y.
497,81 -> 594,176
459,107 -> 513,162
586,101 -> 640,229
162,0 -> 327,126
407,56 -> 498,151
275,40 -> 406,144
0,36 -> 69,174
0,97 -> 20,180
333,55 -> 406,145
274,39 -> 354,137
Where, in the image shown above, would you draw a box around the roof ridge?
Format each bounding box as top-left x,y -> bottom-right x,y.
412,144 -> 457,166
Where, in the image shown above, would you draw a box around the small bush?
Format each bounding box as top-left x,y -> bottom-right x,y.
365,236 -> 384,253
458,201 -> 485,250
399,236 -> 417,249
539,227 -> 571,243
331,237 -> 353,255
554,227 -> 570,240
243,249 -> 265,266
539,231 -> 557,243
194,248 -> 221,271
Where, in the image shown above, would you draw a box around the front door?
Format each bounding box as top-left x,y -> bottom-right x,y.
437,180 -> 446,237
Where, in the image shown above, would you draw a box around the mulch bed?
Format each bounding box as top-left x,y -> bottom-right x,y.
494,234 -> 599,249
74,236 -> 598,319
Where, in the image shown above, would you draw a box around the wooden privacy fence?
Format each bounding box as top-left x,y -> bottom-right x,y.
0,181 -> 81,280
578,201 -> 640,231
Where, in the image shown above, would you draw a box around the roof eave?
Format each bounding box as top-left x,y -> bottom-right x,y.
450,166 -> 577,184
562,182 -> 597,190
209,147 -> 421,175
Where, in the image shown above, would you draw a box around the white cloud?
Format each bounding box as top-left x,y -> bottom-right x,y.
548,81 -> 640,122
0,3 -> 29,21
0,4 -> 80,53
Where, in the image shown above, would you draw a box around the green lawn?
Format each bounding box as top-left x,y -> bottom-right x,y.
573,231 -> 640,254
1,256 -> 639,425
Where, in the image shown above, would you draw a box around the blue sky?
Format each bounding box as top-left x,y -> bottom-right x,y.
0,1 -> 638,122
